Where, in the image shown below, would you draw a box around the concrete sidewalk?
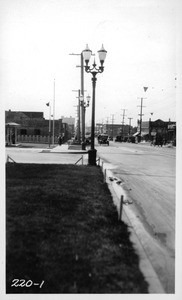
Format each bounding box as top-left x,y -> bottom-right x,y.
6,144 -> 89,165
50,144 -> 88,154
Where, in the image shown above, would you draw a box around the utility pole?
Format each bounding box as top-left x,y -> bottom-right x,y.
128,117 -> 133,135
137,98 -> 146,141
78,53 -> 85,142
102,119 -> 104,133
73,104 -> 80,140
70,52 -> 90,143
106,117 -> 109,135
72,89 -> 81,144
137,87 -> 148,142
137,86 -> 148,142
149,112 -> 153,141
111,114 -> 115,139
121,109 -> 127,138
70,53 -> 84,142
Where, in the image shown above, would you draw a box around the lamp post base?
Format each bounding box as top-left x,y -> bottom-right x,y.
88,149 -> 97,165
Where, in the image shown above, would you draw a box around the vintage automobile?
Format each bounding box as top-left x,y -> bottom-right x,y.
115,135 -> 123,142
127,135 -> 135,143
85,132 -> 91,145
98,134 -> 109,146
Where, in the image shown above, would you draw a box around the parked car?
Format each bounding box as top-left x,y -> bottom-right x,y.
85,135 -> 91,145
85,132 -> 91,145
123,136 -> 128,142
115,135 -> 123,142
108,136 -> 113,141
127,136 -> 135,143
98,134 -> 109,146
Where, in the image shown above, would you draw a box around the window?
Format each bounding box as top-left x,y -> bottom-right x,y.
34,129 -> 41,135
20,129 -> 27,135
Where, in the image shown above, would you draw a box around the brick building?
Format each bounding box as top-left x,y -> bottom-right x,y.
136,119 -> 176,144
5,110 -> 72,145
61,116 -> 75,137
96,123 -> 134,138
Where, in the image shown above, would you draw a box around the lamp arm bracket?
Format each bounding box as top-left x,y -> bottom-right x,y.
84,65 -> 104,74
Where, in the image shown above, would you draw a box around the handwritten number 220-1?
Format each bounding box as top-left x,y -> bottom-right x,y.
11,279 -> 44,288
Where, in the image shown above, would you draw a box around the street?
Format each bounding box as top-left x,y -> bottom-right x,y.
96,141 -> 176,293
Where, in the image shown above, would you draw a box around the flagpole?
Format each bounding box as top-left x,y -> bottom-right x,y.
52,78 -> 55,145
46,102 -> 51,147
49,103 -> 51,148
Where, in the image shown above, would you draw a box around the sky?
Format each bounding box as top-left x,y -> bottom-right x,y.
0,0 -> 180,127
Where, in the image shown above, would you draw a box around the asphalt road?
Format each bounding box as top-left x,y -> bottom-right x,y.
96,141 -> 176,293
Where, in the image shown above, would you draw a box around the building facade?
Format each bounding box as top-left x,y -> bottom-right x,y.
61,116 -> 75,137
96,123 -> 134,138
5,110 -> 73,145
136,119 -> 176,144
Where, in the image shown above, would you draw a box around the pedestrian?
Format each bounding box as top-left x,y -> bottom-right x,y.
160,139 -> 163,147
58,135 -> 62,146
12,132 -> 15,144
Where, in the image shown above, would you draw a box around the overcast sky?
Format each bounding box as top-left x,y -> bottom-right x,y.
0,0 -> 180,126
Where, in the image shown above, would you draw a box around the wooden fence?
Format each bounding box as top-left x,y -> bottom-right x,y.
17,135 -> 59,144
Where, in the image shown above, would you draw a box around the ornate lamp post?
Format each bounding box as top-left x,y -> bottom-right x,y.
82,44 -> 107,165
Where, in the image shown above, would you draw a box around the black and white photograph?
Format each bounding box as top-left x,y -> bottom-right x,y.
0,0 -> 182,298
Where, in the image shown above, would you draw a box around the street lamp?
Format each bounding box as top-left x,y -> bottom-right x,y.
80,94 -> 90,149
82,44 -> 107,165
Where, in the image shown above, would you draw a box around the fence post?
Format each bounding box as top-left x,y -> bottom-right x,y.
82,155 -> 83,165
102,161 -> 104,170
119,195 -> 124,221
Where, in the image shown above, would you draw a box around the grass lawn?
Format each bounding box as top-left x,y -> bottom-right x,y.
6,163 -> 148,294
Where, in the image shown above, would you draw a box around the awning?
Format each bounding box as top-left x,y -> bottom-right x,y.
6,122 -> 20,126
133,132 -> 139,136
141,132 -> 149,137
133,132 -> 149,137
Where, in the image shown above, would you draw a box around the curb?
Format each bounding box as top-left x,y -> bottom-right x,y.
100,159 -> 165,294
41,150 -> 88,154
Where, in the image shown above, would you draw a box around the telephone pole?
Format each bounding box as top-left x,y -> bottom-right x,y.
72,89 -> 81,144
70,51 -> 93,142
121,109 -> 127,137
137,87 -> 148,142
111,114 -> 115,139
106,117 -> 109,135
128,117 -> 133,135
137,97 -> 145,141
70,53 -> 84,142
